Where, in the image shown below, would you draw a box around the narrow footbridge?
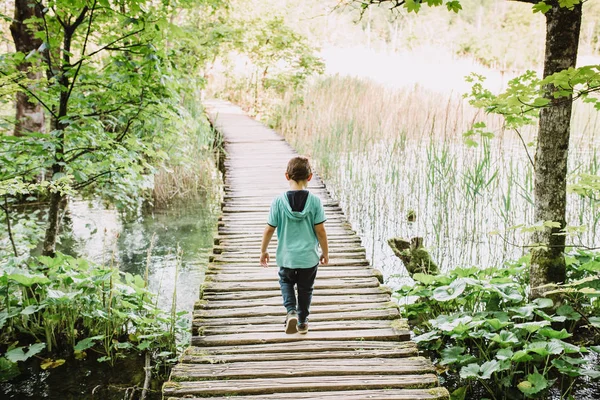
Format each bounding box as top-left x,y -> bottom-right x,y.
162,100 -> 449,400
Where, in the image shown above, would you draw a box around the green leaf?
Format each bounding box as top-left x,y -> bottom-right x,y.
74,335 -> 104,352
491,330 -> 519,347
405,0 -> 421,13
518,371 -> 550,395
512,350 -> 534,363
539,328 -> 571,340
412,273 -> 438,285
533,298 -> 554,309
450,386 -> 467,400
514,321 -> 551,333
432,279 -> 466,301
556,304 -> 581,320
0,357 -> 20,382
532,2 -> 552,14
459,360 -> 502,380
6,273 -> 50,287
413,331 -> 440,343
558,0 -> 581,10
6,343 -> 46,362
446,0 -> 462,13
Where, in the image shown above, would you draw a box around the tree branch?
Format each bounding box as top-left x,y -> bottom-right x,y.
72,25 -> 146,66
513,127 -> 535,168
73,169 -> 119,190
0,70 -> 58,119
0,197 -> 19,257
65,1 -> 97,107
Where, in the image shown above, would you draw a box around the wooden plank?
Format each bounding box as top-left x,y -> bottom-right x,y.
193,307 -> 399,329
203,277 -> 380,292
192,328 -> 409,346
195,302 -> 397,319
204,268 -> 378,281
201,286 -> 392,301
162,374 -> 440,397
180,346 -> 418,364
166,388 -> 449,400
170,357 -> 434,381
195,294 -> 391,309
195,320 -> 397,335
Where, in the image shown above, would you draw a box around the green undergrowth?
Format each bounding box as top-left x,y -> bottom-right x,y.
396,250 -> 600,399
0,252 -> 187,382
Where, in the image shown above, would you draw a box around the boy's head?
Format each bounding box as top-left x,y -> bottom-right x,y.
286,156 -> 312,183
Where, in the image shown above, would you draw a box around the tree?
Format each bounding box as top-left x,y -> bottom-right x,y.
9,0 -> 45,136
1,0 -> 185,257
350,0 -> 592,297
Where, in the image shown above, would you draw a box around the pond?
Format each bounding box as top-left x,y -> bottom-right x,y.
1,195 -> 220,399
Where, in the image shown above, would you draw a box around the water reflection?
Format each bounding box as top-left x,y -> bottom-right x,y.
60,197 -> 219,314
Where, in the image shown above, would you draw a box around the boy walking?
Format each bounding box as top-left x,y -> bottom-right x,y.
259,156 -> 329,334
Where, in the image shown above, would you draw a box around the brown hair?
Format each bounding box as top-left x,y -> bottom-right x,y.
286,156 -> 312,182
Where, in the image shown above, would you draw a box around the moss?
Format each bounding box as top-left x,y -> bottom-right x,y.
390,319 -> 409,331
427,387 -> 451,399
162,381 -> 181,389
378,285 -> 393,294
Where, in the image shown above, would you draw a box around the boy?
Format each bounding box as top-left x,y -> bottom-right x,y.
259,156 -> 329,334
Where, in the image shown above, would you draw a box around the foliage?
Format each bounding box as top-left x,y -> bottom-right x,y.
0,252 -> 186,382
210,3 -> 324,119
396,250 -> 600,399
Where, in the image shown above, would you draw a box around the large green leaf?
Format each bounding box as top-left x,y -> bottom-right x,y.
432,279 -> 467,302
517,371 -> 551,395
5,343 -> 46,363
6,273 -> 50,287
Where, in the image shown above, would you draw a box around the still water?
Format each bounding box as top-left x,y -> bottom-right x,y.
1,195 -> 219,399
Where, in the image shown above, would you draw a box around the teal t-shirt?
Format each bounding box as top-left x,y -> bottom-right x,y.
267,191 -> 326,269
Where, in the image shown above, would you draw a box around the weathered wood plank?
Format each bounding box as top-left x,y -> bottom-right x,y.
193,308 -> 400,327
204,268 -> 378,281
166,388 -> 449,400
195,294 -> 391,309
162,374 -> 440,397
170,357 -> 434,381
201,286 -> 392,301
192,328 -> 409,346
203,277 -> 380,292
180,346 -> 418,364
195,302 -> 397,319
195,319 -> 400,335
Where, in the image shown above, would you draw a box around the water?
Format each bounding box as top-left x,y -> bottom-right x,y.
60,197 -> 220,314
1,195 -> 220,399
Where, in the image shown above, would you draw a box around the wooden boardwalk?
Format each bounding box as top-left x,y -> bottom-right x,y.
162,100 -> 449,400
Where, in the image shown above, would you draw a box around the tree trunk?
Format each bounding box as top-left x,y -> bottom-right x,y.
10,0 -> 45,136
41,191 -> 64,257
530,2 -> 582,299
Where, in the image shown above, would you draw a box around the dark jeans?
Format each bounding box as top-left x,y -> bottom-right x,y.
278,265 -> 318,323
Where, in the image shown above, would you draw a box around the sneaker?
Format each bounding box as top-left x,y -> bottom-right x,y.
285,311 -> 298,334
297,320 -> 309,334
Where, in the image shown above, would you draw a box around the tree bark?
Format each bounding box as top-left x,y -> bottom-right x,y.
10,0 -> 45,136
530,2 -> 582,298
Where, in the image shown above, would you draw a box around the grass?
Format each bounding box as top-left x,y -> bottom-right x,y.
269,75 -> 600,278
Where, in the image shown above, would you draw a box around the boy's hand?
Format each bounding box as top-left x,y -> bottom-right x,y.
320,253 -> 329,265
260,251 -> 270,267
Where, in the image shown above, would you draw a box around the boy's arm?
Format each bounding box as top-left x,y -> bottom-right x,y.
314,223 -> 329,264
260,225 -> 276,267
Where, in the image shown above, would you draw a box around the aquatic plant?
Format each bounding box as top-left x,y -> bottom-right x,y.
0,252 -> 187,382
396,250 -> 600,399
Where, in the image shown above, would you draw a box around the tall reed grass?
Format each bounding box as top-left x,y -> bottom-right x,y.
152,91 -> 222,208
273,76 -> 600,280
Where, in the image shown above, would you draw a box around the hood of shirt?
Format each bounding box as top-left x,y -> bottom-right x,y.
282,191 -> 311,220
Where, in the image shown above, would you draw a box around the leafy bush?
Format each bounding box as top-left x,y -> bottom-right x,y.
396,251 -> 600,399
0,252 -> 186,382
